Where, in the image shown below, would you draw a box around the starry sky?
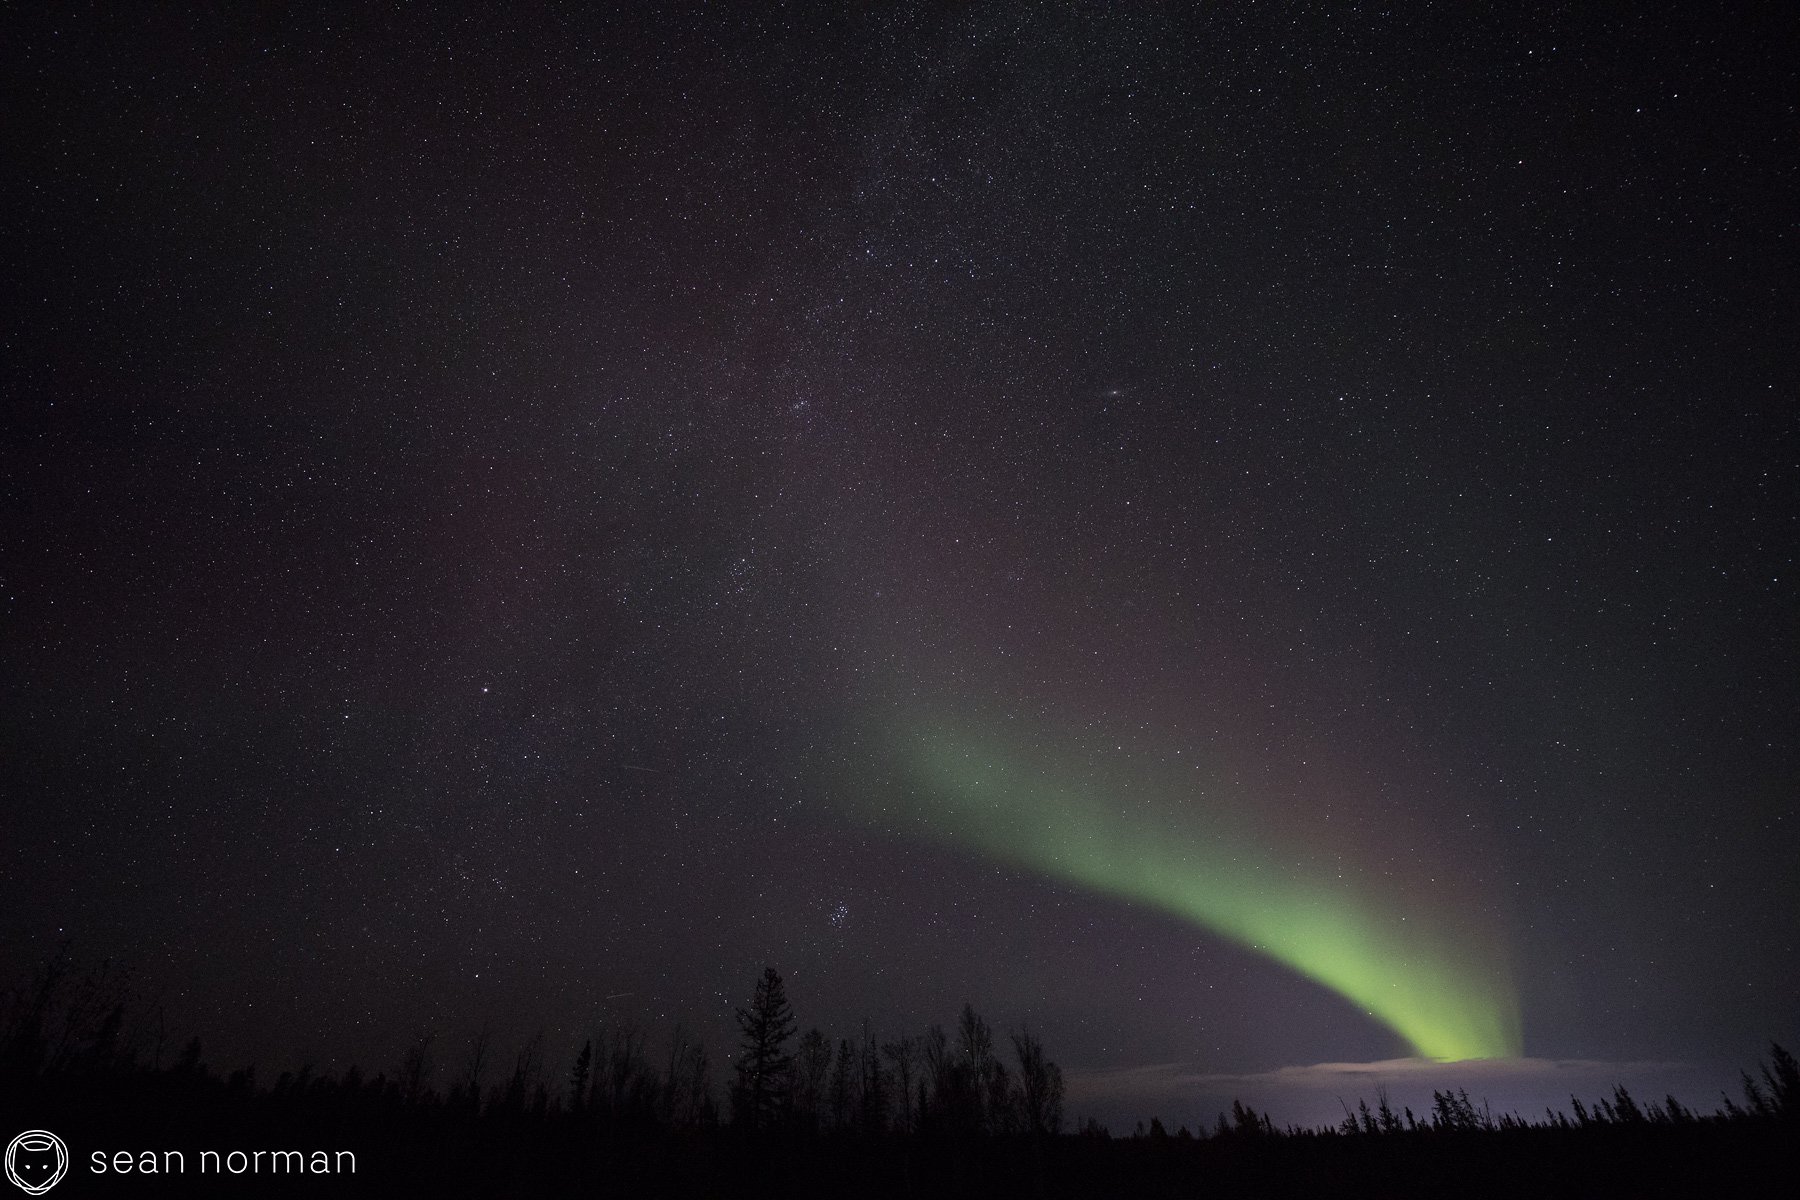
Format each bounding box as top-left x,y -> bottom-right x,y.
3,4 -> 1795,1130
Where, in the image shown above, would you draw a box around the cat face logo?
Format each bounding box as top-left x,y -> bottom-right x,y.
5,1131 -> 68,1195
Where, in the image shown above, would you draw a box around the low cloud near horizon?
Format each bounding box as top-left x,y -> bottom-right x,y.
1066,1056 -> 1727,1132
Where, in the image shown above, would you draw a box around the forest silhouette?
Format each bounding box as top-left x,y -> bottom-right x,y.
2,951 -> 1791,1197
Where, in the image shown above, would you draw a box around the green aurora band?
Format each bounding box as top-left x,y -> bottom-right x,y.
882,722 -> 1522,1062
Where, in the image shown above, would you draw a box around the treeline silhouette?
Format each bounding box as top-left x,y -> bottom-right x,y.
3,951 -> 1792,1197
728,967 -> 1065,1139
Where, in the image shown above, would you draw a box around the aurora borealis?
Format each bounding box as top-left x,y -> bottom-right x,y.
4,2 -> 1795,1135
883,717 -> 1521,1062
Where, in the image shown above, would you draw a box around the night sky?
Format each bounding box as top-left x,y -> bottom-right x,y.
4,4 -> 1795,1130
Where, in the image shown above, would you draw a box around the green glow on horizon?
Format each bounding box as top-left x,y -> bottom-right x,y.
884,722 -> 1521,1062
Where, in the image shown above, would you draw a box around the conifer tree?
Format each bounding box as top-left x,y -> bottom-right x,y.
569,1039 -> 592,1112
732,967 -> 796,1130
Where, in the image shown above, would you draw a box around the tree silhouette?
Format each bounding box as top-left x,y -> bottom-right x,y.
569,1038 -> 591,1112
1765,1043 -> 1800,1119
1011,1027 -> 1063,1135
6,950 -> 1796,1198
662,1024 -> 713,1128
858,1020 -> 889,1134
502,1030 -> 544,1113
792,1028 -> 832,1131
955,1003 -> 998,1132
921,1023 -> 950,1102
1375,1085 -> 1402,1134
398,1030 -> 436,1105
882,1034 -> 918,1133
731,966 -> 796,1130
1430,1087 -> 1486,1132
829,1037 -> 855,1130
455,1026 -> 490,1112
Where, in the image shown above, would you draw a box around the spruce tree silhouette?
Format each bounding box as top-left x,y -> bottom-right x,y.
731,966 -> 796,1131
1733,1042 -> 1800,1121
569,1039 -> 591,1112
6,949 -> 1797,1198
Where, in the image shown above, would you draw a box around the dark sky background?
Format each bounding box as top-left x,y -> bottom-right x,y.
4,4 -> 1795,1130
